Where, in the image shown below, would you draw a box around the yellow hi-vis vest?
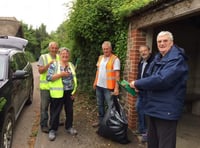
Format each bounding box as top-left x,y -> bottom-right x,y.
49,62 -> 77,98
94,54 -> 117,89
39,54 -> 60,90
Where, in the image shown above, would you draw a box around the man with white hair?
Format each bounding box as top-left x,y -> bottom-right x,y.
93,41 -> 120,127
130,31 -> 188,148
38,42 -> 60,133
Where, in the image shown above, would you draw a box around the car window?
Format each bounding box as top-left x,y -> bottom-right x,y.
0,55 -> 6,80
10,52 -> 27,71
16,53 -> 27,70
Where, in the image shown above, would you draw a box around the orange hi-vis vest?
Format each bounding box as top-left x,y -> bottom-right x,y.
94,54 -> 117,89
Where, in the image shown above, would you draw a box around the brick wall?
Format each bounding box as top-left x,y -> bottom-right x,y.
123,25 -> 147,130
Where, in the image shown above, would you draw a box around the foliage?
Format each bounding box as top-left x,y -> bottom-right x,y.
22,23 -> 50,60
114,0 -> 153,18
25,51 -> 35,62
35,24 -> 51,56
54,0 -> 152,97
50,21 -> 74,50
62,0 -> 130,97
22,23 -> 38,61
21,0 -> 152,98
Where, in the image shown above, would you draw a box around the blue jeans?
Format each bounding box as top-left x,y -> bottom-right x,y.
96,86 -> 112,123
40,90 -> 50,127
136,96 -> 147,133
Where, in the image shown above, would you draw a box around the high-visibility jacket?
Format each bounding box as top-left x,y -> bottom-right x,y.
49,62 -> 77,98
39,54 -> 60,90
94,54 -> 117,89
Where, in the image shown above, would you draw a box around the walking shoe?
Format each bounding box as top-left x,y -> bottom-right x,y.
49,130 -> 56,141
66,127 -> 78,135
41,126 -> 49,133
92,122 -> 99,128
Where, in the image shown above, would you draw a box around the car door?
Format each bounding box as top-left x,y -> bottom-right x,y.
16,53 -> 31,100
9,52 -> 28,117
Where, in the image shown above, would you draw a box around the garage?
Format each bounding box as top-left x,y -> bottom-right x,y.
123,0 -> 200,146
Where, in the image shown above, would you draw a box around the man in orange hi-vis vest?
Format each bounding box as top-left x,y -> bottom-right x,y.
92,41 -> 120,127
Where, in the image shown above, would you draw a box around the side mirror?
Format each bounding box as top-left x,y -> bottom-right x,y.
12,70 -> 29,79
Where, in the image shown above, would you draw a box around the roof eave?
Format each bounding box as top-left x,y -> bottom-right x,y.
126,0 -> 185,20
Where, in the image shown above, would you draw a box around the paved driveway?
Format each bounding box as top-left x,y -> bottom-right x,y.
12,62 -> 144,148
13,62 -> 200,148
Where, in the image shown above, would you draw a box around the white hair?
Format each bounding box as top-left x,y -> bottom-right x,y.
102,41 -> 112,49
59,47 -> 70,54
157,31 -> 174,41
48,41 -> 58,48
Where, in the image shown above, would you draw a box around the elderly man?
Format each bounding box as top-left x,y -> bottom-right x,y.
37,42 -> 60,133
93,41 -> 120,127
130,31 -> 188,148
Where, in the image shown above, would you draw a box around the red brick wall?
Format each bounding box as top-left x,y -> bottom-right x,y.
123,26 -> 147,130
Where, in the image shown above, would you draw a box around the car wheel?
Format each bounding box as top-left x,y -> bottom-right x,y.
0,112 -> 14,148
26,84 -> 33,105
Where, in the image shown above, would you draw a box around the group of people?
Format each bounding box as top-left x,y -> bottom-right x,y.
37,31 -> 188,148
38,42 -> 77,141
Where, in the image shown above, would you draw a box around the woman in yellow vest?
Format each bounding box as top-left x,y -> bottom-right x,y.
46,47 -> 77,141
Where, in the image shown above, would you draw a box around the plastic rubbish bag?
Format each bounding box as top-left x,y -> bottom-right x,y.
97,95 -> 130,144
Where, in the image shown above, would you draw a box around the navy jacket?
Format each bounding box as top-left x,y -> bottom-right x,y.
135,45 -> 188,120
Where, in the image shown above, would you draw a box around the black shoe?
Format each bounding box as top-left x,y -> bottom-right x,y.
41,126 -> 49,133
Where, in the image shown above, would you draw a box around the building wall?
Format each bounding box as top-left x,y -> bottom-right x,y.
124,0 -> 200,131
123,27 -> 147,130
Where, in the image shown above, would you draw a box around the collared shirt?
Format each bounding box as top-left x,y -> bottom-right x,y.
97,56 -> 120,88
141,60 -> 148,78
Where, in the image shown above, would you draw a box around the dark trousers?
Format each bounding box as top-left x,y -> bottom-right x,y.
147,116 -> 177,148
63,90 -> 74,129
49,97 -> 64,131
136,96 -> 147,133
40,90 -> 50,128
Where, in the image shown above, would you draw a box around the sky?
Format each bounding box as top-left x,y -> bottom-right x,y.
0,0 -> 74,33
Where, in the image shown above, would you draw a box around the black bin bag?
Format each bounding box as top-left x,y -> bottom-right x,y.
97,95 -> 130,144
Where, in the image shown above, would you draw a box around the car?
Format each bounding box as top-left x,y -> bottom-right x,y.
0,36 -> 33,148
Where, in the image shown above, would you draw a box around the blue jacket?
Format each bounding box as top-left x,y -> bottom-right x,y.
135,45 -> 188,120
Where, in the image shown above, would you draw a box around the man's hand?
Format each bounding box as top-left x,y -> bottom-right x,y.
113,87 -> 119,95
129,81 -> 135,88
130,81 -> 139,92
93,83 -> 96,90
